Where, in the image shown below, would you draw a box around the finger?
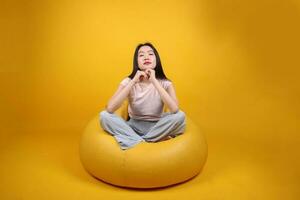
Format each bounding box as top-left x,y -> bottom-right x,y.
140,71 -> 145,75
142,71 -> 149,79
142,71 -> 148,76
139,75 -> 144,81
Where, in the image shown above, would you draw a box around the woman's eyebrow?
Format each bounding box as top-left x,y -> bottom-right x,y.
138,50 -> 154,54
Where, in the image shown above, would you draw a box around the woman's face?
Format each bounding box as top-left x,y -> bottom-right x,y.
137,45 -> 157,71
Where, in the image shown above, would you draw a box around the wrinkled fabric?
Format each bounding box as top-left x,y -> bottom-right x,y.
99,109 -> 186,150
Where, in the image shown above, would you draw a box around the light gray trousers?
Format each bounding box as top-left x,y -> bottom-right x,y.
99,110 -> 186,150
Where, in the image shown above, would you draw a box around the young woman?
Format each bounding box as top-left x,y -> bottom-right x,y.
99,42 -> 186,150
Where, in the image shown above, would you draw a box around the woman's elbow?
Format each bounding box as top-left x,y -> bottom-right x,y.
170,105 -> 179,113
105,104 -> 115,113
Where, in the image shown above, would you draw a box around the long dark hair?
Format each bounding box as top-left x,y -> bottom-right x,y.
128,42 -> 170,81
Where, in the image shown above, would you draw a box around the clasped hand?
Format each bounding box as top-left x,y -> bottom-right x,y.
133,69 -> 156,83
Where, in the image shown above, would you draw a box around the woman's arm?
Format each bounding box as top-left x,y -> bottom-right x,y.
106,70 -> 148,113
152,79 -> 179,113
105,79 -> 136,113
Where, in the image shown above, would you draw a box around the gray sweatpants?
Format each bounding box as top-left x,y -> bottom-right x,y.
99,110 -> 186,150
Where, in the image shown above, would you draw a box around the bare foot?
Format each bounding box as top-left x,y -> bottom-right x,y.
158,136 -> 172,142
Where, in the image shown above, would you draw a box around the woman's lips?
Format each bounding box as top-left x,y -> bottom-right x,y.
144,61 -> 151,65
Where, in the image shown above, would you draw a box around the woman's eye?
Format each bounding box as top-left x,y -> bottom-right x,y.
139,55 -> 144,57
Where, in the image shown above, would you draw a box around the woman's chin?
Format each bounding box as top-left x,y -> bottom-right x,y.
141,65 -> 154,70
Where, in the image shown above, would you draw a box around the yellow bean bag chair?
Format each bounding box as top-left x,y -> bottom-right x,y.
79,100 -> 208,188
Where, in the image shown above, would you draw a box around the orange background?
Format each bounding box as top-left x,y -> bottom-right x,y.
1,0 -> 299,199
